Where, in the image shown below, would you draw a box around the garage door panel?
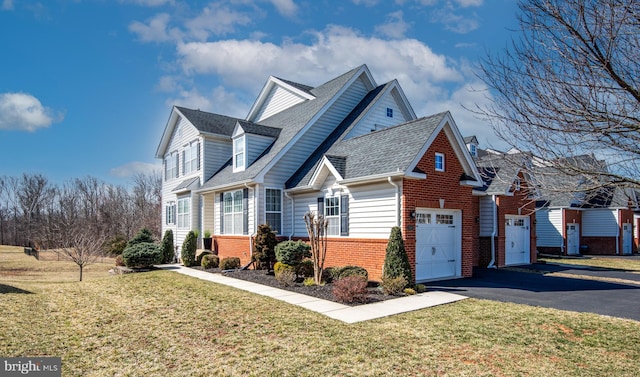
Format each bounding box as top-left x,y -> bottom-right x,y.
415,209 -> 461,281
505,216 -> 530,266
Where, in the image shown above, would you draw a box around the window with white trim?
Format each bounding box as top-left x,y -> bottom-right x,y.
325,196 -> 340,236
470,144 -> 477,157
223,190 -> 244,234
435,152 -> 445,172
165,152 -> 178,180
183,141 -> 200,174
165,201 -> 176,225
177,197 -> 190,228
265,188 -> 282,235
233,136 -> 245,171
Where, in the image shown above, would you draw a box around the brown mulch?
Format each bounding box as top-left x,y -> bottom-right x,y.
192,266 -> 401,306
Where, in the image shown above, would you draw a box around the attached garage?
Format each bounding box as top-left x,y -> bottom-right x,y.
504,215 -> 531,265
415,209 -> 462,281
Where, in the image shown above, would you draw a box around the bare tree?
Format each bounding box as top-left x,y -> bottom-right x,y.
53,227 -> 107,281
304,211 -> 328,285
131,171 -> 162,239
476,0 -> 640,195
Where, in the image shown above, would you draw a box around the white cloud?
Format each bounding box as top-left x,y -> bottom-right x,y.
2,0 -> 14,11
129,13 -> 183,42
185,3 -> 252,40
164,86 -> 248,118
430,2 -> 480,33
110,161 -> 161,178
454,0 -> 483,7
120,0 -> 174,6
352,0 -> 379,6
375,11 -> 411,39
268,0 -> 298,17
0,92 -> 63,132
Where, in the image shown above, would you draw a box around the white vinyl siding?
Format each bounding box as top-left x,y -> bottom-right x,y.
345,88 -> 411,139
202,138 -> 232,179
535,208 -> 564,247
246,134 -> 275,167
253,85 -> 309,122
582,209 -> 619,236
479,196 -> 495,237
263,75 -> 371,186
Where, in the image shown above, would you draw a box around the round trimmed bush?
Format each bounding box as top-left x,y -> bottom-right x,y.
220,257 -> 241,270
122,243 -> 162,269
196,250 -> 212,266
297,259 -> 314,278
181,231 -> 197,267
160,229 -> 174,264
201,254 -> 219,269
333,265 -> 368,281
275,240 -> 311,266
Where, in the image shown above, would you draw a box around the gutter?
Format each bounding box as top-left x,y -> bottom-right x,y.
488,194 -> 497,269
388,177 -> 400,227
245,183 -> 256,260
285,191 -> 294,240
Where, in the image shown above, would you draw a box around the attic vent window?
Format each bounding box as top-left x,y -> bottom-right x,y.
386,108 -> 393,118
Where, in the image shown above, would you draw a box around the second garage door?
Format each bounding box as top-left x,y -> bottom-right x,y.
415,209 -> 462,282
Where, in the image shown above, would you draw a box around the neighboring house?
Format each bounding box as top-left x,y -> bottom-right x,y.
157,64 -> 490,282
469,145 -> 537,268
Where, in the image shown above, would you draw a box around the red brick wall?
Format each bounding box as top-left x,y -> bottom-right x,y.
213,236 -> 252,266
581,237 -> 617,255
402,129 -> 477,279
323,238 -> 388,281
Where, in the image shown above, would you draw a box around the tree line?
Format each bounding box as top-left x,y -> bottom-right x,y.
0,172 -> 161,251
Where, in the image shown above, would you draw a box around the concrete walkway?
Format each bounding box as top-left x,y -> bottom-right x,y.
157,264 -> 467,324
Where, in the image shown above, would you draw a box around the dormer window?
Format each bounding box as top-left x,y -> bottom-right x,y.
233,136 -> 245,172
470,144 -> 477,157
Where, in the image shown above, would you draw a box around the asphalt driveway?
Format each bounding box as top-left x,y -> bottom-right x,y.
426,265 -> 640,321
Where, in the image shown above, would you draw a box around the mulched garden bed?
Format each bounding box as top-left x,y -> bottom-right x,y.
192,266 -> 402,306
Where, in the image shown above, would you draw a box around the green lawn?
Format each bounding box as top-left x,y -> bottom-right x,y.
539,256 -> 640,272
2,246 -> 640,376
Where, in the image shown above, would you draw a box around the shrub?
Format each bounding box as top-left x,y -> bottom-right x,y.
115,254 -> 125,266
181,231 -> 197,267
201,254 -> 219,269
275,269 -> 296,287
275,240 -> 311,266
323,266 -> 337,283
196,250 -> 212,266
252,224 -> 278,270
127,228 -> 155,247
404,288 -> 417,295
303,277 -> 316,286
297,259 -> 314,278
381,275 -> 408,296
332,265 -> 369,281
415,284 -> 427,293
160,230 -> 174,264
220,257 -> 241,270
122,243 -> 162,269
274,261 -> 294,275
332,276 -> 368,304
382,226 -> 413,284
106,235 -> 128,255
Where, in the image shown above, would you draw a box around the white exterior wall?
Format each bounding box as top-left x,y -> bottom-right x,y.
535,208 -> 564,247
203,138 -> 232,179
478,196 -> 495,237
345,89 -> 409,139
582,209 -> 619,236
254,85 -> 308,122
263,76 -> 370,186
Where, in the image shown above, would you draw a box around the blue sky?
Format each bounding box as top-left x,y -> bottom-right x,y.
0,0 -> 519,184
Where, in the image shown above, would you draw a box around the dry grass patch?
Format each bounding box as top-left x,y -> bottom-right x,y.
539,256 -> 640,272
1,247 -> 640,376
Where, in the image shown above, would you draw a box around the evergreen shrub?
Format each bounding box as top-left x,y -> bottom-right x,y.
122,243 -> 162,269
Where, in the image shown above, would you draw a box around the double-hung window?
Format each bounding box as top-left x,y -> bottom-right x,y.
183,141 -> 200,174
223,190 -> 244,234
177,197 -> 190,228
165,152 -> 178,180
233,137 -> 245,171
435,152 -> 445,172
319,194 -> 349,237
165,202 -> 176,225
265,188 -> 282,235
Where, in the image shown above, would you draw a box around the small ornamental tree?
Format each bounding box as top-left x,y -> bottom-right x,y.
382,226 -> 412,287
127,228 -> 155,247
252,224 -> 278,271
160,229 -> 174,264
181,230 -> 197,267
304,211 -> 328,285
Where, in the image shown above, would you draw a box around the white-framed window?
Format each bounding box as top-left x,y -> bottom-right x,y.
223,190 -> 244,234
265,188 -> 282,235
165,151 -> 178,180
165,201 -> 176,225
183,141 -> 200,174
386,108 -> 393,118
325,196 -> 340,236
470,144 -> 477,157
435,152 -> 445,172
233,136 -> 245,172
177,197 -> 190,228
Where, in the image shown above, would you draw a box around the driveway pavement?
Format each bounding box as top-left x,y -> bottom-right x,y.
426,265 -> 640,321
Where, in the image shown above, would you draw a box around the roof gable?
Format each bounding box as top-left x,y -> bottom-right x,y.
246,76 -> 317,122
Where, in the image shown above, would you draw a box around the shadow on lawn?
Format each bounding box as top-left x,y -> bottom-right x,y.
0,284 -> 33,294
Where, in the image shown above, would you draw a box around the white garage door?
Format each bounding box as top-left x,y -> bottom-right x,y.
505,215 -> 530,266
415,209 -> 461,281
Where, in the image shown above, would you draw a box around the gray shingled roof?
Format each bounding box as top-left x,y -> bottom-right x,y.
172,176 -> 200,192
176,106 -> 240,136
474,153 -> 523,194
274,77 -> 314,95
289,112 -> 448,188
237,120 -> 281,138
199,65 -> 365,191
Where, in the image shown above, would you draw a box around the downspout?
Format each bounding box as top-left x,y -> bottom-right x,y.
616,210 -> 620,255
488,194 -> 497,268
388,177 -> 400,227
245,183 -> 256,260
284,191 -> 294,240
